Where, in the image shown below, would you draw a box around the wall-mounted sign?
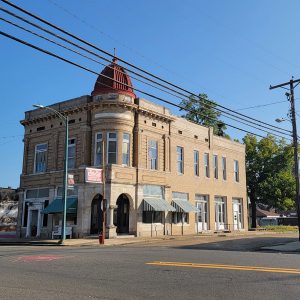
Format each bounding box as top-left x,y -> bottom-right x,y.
68,174 -> 75,189
85,168 -> 103,183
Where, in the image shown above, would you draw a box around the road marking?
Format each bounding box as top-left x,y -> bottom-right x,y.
15,255 -> 65,262
146,261 -> 300,275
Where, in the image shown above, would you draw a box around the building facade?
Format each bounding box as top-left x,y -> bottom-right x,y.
17,59 -> 248,239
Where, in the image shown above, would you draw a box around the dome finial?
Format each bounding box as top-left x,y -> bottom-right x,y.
113,48 -> 117,63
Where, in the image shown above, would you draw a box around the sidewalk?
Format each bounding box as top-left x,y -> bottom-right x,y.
0,231 -> 299,250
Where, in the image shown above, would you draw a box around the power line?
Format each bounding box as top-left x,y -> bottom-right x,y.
236,100 -> 288,111
0,9 -> 292,138
1,30 -> 292,142
0,15 -> 292,139
0,0 -> 291,135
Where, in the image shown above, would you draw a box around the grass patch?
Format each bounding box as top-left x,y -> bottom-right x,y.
261,225 -> 298,232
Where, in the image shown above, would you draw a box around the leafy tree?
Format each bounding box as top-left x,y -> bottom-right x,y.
243,134 -> 295,227
180,93 -> 227,136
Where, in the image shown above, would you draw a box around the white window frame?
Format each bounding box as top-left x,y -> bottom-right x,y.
213,155 -> 218,179
234,160 -> 239,182
194,150 -> 199,176
68,138 -> 76,169
122,133 -> 130,166
177,146 -> 184,174
34,143 -> 48,174
148,140 -> 158,170
107,132 -> 118,164
94,132 -> 103,166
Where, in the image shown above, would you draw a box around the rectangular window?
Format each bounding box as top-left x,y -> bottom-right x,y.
95,133 -> 103,166
26,188 -> 49,199
177,146 -> 184,174
57,186 -> 78,197
107,132 -> 117,164
148,140 -> 158,170
172,212 -> 189,224
222,157 -> 227,180
234,160 -> 239,182
194,150 -> 199,176
34,143 -> 47,173
172,192 -> 189,224
204,153 -> 210,178
68,138 -> 76,169
213,155 -> 218,179
142,211 -> 163,223
122,133 -> 130,166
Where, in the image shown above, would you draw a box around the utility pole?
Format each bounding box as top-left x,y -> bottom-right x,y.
270,77 -> 300,241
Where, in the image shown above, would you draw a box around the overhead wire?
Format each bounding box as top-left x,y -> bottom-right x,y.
0,30 -> 293,142
0,0 -> 292,135
0,7 -> 292,138
0,15 -> 293,139
236,100 -> 288,111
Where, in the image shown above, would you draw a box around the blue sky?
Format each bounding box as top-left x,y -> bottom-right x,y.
1,0 -> 300,188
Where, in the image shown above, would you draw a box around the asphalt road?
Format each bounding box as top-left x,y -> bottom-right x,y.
0,236 -> 299,300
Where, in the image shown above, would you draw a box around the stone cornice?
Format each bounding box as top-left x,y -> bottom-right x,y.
21,100 -> 174,126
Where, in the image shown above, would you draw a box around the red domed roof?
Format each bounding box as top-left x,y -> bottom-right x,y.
91,58 -> 136,98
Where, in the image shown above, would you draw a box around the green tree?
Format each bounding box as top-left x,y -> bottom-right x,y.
243,134 -> 295,227
180,93 -> 227,136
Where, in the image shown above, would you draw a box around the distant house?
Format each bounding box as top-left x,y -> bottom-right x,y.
249,205 -> 279,227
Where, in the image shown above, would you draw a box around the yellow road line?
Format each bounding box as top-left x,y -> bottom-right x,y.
146,261 -> 300,275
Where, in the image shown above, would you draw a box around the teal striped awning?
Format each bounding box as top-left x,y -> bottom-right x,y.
42,197 -> 78,214
143,198 -> 176,212
172,199 -> 199,213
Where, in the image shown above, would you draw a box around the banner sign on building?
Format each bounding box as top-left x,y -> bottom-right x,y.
68,174 -> 75,189
85,168 -> 103,183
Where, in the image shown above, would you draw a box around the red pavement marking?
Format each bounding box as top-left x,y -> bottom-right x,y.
16,255 -> 65,262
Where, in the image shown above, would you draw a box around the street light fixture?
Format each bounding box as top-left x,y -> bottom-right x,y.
33,104 -> 69,244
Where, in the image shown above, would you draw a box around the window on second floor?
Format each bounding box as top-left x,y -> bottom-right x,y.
148,140 -> 158,170
213,155 -> 218,179
222,157 -> 227,180
122,133 -> 130,166
234,160 -> 239,182
95,133 -> 103,166
107,132 -> 117,164
194,150 -> 199,176
68,138 -> 76,169
177,146 -> 184,174
34,143 -> 47,173
204,153 -> 210,178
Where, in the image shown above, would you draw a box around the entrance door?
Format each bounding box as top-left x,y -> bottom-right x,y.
215,197 -> 226,230
196,199 -> 208,232
116,194 -> 129,234
90,194 -> 103,234
233,199 -> 243,230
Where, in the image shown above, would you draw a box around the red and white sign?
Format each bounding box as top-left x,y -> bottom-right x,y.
85,167 -> 103,183
68,174 -> 75,188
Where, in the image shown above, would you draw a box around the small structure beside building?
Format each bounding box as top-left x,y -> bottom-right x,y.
17,58 -> 248,239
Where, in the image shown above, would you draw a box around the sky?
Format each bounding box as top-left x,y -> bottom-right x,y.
1,0 -> 300,188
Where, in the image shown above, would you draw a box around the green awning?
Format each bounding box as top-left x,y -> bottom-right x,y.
143,198 -> 176,212
42,197 -> 78,214
172,199 -> 199,213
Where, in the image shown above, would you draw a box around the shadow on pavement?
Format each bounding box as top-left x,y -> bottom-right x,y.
172,236 -> 299,253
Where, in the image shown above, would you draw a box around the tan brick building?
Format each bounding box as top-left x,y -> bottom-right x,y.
17,59 -> 248,239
